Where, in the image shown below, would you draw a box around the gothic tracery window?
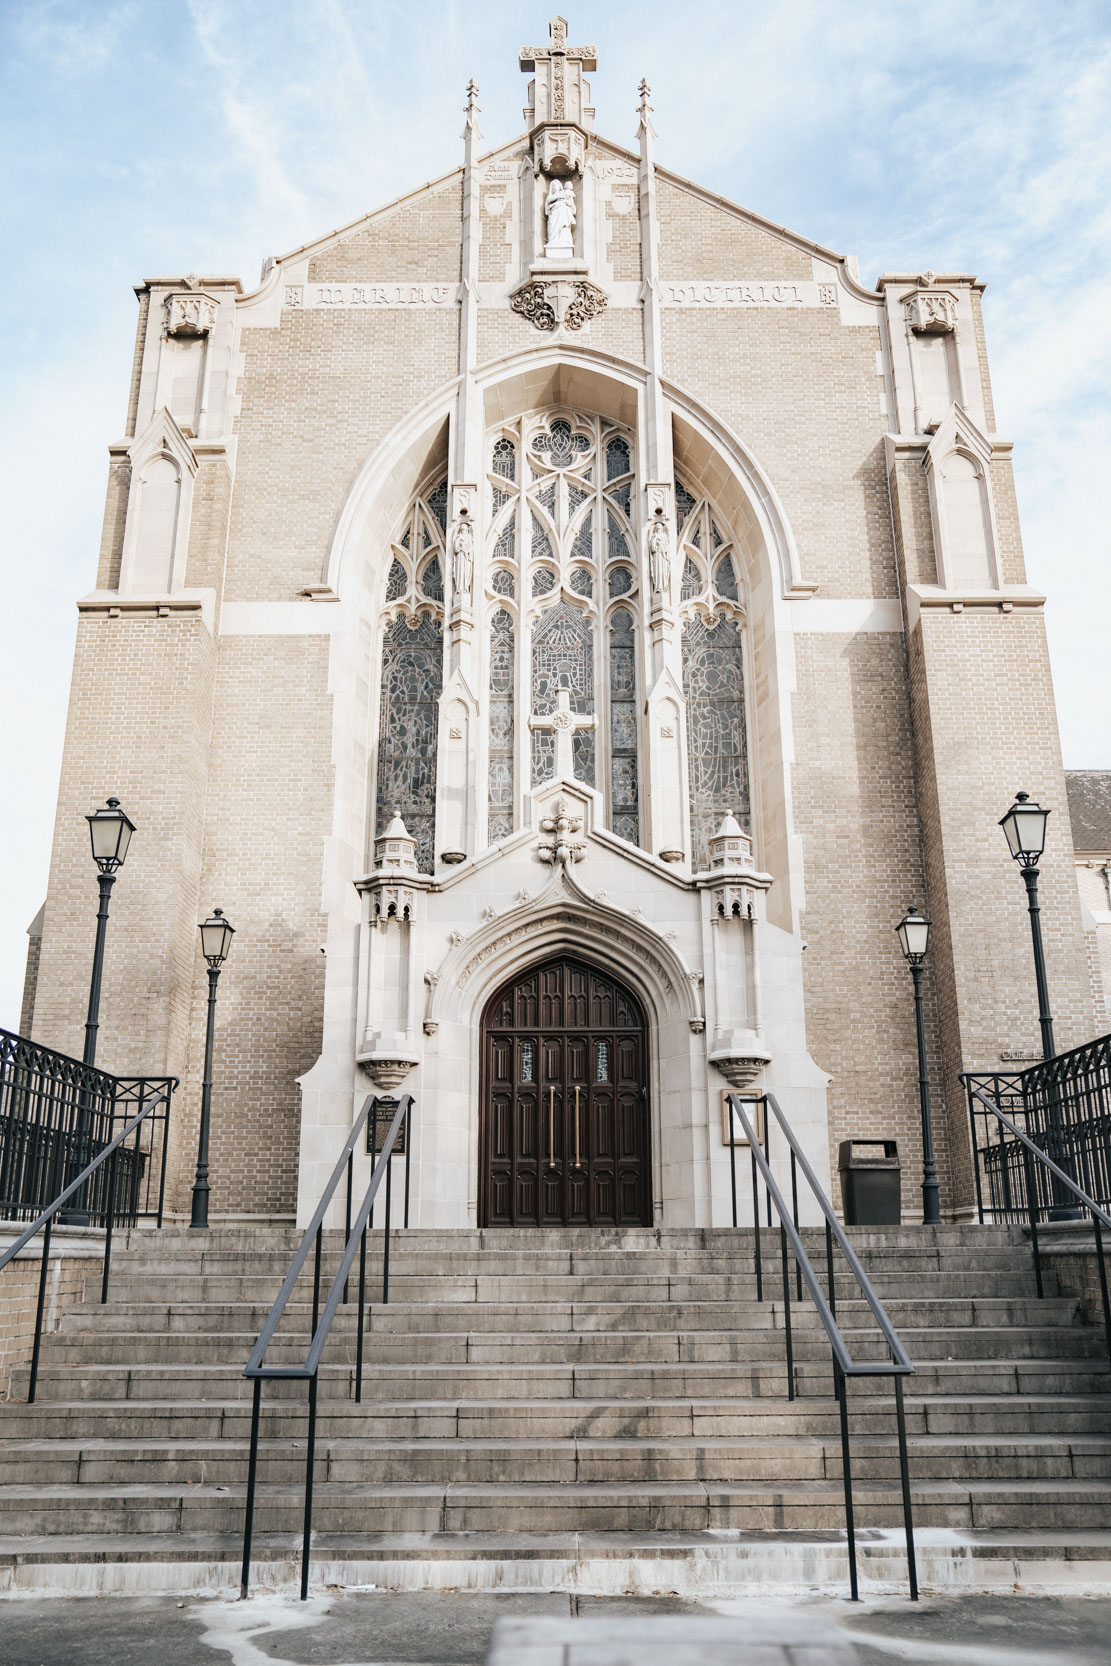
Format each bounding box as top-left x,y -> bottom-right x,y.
483,410 -> 641,845
676,477 -> 750,871
375,476 -> 447,872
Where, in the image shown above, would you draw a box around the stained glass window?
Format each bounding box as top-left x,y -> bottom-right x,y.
376,614 -> 443,873
493,514 -> 516,564
609,566 -> 633,598
420,556 -> 443,601
491,569 -> 515,597
530,417 -> 591,467
681,557 -> 701,600
714,556 -> 738,600
488,609 -> 515,843
609,609 -> 639,845
570,568 -> 593,596
675,480 -> 697,530
426,482 -> 448,534
492,437 -> 516,480
606,437 -> 631,480
531,600 -> 595,787
531,512 -> 554,562
532,567 -> 556,596
681,613 -> 749,872
607,513 -> 630,562
571,513 -> 593,563
386,559 -> 407,602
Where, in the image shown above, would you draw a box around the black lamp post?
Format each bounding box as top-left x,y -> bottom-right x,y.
999,792 -> 1079,1217
998,792 -> 1055,1060
63,798 -> 135,1226
82,798 -> 136,1067
896,906 -> 941,1226
190,909 -> 236,1230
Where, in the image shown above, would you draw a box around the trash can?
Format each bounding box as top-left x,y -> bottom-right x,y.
838,1140 -> 901,1225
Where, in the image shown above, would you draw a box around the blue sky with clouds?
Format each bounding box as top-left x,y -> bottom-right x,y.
2,0 -> 1110,1026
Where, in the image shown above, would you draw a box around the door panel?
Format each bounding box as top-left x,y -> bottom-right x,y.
480,957 -> 651,1227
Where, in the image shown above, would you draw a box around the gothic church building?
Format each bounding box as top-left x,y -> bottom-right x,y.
24,20 -> 1102,1228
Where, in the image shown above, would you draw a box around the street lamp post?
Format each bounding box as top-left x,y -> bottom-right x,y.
63,798 -> 136,1225
190,909 -> 236,1230
82,798 -> 136,1067
896,906 -> 941,1226
999,792 -> 1077,1218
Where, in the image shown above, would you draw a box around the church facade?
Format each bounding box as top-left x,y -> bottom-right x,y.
23,20 -> 1103,1227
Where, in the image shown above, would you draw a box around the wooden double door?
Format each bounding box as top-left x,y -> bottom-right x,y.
480,957 -> 652,1227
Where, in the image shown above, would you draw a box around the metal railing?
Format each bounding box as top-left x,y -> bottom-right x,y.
0,1070 -> 176,1402
727,1092 -> 917,1602
240,1092 -> 413,1601
965,1080 -> 1111,1371
964,1034 -> 1111,1225
0,1028 -> 173,1225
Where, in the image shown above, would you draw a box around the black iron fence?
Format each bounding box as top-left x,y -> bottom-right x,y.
0,1028 -> 174,1227
964,1033 -> 1111,1224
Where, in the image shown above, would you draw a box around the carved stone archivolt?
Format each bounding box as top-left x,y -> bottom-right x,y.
423,871 -> 705,1034
510,277 -> 608,332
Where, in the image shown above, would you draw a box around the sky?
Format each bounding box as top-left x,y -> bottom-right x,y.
1,0 -> 1110,1029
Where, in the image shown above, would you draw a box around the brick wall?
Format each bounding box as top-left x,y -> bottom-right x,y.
0,1244 -> 97,1399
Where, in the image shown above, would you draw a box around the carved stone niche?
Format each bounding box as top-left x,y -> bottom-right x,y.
904,291 -> 958,334
532,127 -> 586,177
510,276 -> 607,333
165,293 -> 218,337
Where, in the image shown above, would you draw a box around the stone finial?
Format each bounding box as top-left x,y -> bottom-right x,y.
708,813 -> 753,871
375,815 -> 418,873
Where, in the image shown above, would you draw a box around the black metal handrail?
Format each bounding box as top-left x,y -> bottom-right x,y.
727,1092 -> 917,1602
966,1082 -> 1111,1371
240,1092 -> 413,1602
965,1033 -> 1111,1222
0,1074 -> 176,1402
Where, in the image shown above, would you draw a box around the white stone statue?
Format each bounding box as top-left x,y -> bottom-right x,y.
544,177 -> 576,259
648,512 -> 671,595
451,513 -> 474,598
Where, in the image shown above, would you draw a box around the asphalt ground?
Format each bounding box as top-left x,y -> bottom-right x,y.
1,1589 -> 1109,1666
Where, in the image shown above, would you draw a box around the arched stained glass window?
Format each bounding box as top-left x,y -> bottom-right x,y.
488,609 -> 515,842
609,609 -> 639,845
376,614 -> 443,873
681,614 -> 749,872
485,412 -> 640,844
530,600 -> 595,787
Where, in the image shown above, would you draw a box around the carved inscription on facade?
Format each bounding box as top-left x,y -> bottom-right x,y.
284,283 -> 461,309
663,281 -> 838,308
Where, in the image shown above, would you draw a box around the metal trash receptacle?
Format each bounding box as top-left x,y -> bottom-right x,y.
838,1139 -> 901,1225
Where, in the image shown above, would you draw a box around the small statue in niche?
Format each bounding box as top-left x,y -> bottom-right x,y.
451,510 -> 475,598
544,176 -> 576,259
648,510 -> 671,596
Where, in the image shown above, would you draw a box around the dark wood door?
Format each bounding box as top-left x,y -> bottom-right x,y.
480,958 -> 651,1227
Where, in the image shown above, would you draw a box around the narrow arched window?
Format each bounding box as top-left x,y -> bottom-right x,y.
609,609 -> 639,845
132,456 -> 180,591
488,609 -> 515,841
374,475 -> 447,873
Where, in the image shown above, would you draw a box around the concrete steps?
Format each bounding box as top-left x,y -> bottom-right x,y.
1,1222 -> 1108,1596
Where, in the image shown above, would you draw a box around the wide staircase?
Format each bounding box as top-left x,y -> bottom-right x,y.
1,1222 -> 1110,1596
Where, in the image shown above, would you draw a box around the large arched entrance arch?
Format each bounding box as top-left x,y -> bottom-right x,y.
479,954 -> 651,1227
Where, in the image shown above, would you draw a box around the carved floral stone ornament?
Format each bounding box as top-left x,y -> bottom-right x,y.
538,796 -> 587,866
164,292 -> 218,337
904,290 -> 958,334
510,276 -> 608,332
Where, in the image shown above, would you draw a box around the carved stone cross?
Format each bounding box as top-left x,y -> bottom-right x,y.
519,16 -> 597,126
528,687 -> 596,781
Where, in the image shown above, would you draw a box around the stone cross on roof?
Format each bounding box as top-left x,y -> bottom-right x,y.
528,687 -> 597,782
519,16 -> 597,129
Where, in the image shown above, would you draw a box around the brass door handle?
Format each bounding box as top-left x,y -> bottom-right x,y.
574,1086 -> 582,1168
548,1086 -> 556,1168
